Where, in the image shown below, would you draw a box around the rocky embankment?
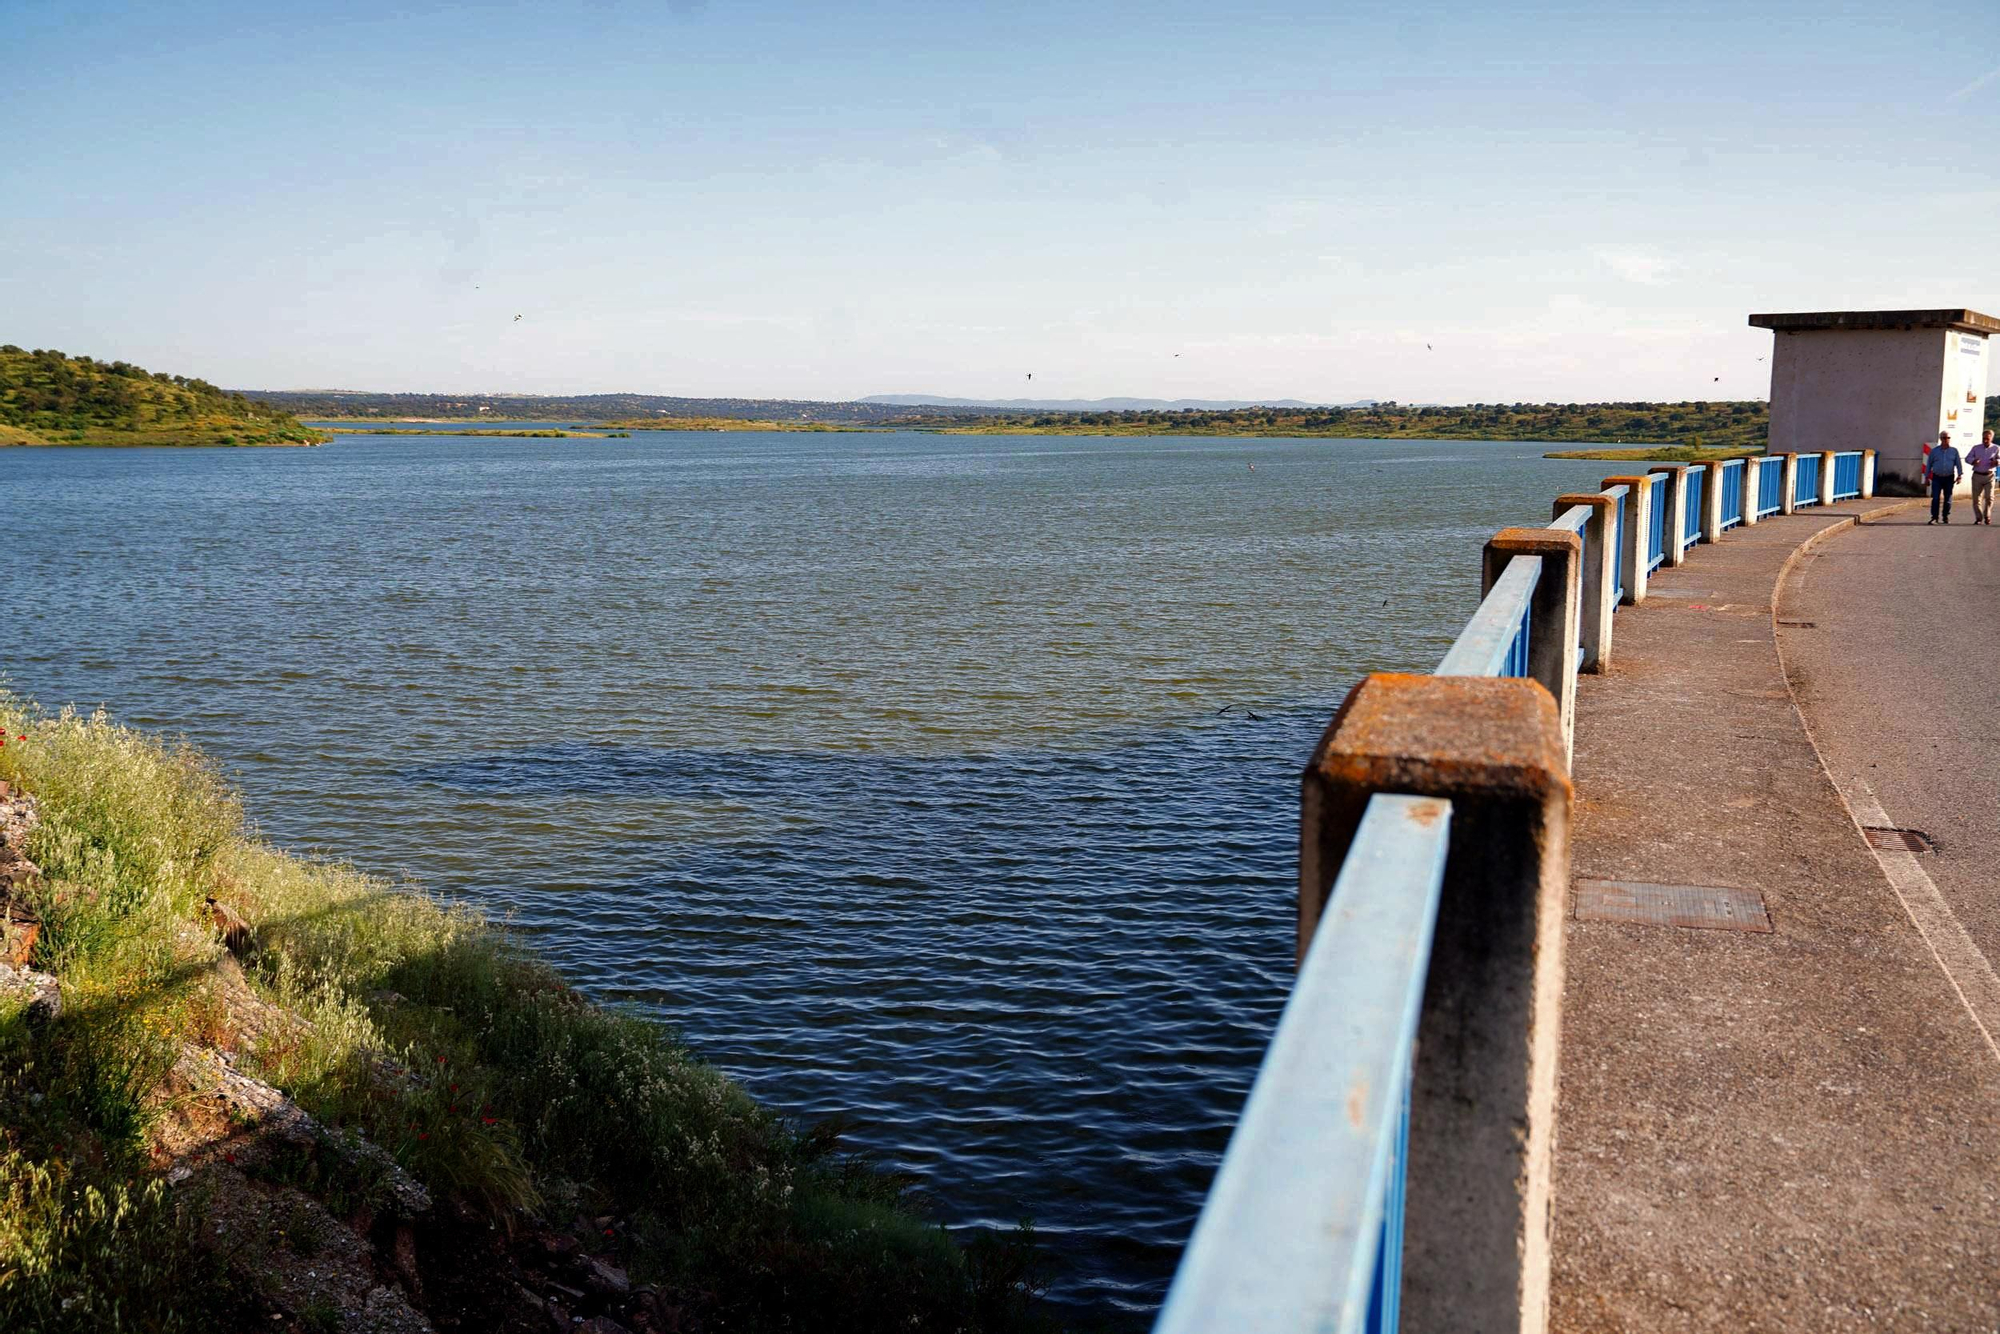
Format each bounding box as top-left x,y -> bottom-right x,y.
0,781 -> 679,1334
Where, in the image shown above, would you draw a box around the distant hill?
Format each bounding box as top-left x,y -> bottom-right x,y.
1,347 -> 324,446
244,390 -> 994,423
859,395 -> 1362,411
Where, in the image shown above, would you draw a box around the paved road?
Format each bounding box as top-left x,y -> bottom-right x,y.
1781,507 -> 2000,1020
1554,498 -> 2000,1334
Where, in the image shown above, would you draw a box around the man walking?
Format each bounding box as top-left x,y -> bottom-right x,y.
1928,431 -> 1963,525
1968,429 -> 1998,525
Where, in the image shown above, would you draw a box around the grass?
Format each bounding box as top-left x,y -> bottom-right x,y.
0,694 -> 1051,1331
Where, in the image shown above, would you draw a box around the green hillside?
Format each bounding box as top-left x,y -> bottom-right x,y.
0,346 -> 325,446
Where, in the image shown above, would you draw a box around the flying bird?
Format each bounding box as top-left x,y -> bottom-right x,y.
1426,343 -> 1433,351
514,314 -> 522,322
1712,376 -> 1719,381
1026,372 -> 1033,381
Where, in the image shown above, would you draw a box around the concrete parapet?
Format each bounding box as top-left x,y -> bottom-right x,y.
1701,462 -> 1725,542
1300,673 -> 1571,1334
1552,494 -> 1616,675
1818,450 -> 1837,506
1602,476 -> 1651,603
1862,449 -> 1877,498
1646,465 -> 1691,566
1484,527 -> 1580,764
1742,456 -> 1762,525
1778,452 -> 1800,514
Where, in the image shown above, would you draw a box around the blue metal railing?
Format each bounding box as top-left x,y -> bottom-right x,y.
1437,557 -> 1542,678
1682,467 -> 1704,547
1756,456 -> 1783,517
1718,459 -> 1745,531
1160,439 -> 1861,1331
1154,791 -> 1451,1334
1646,474 -> 1668,571
1832,451 -> 1863,499
1794,453 -> 1821,507
1610,485 -> 1628,602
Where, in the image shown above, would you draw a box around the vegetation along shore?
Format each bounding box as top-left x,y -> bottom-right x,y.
0,348 -> 324,447
320,427 -> 621,439
253,391 -> 2000,447
0,694 -> 1050,1333
1539,445 -> 1761,463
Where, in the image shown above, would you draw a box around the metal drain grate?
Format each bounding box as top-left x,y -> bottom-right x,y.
1571,879 -> 1773,933
1863,826 -> 1934,854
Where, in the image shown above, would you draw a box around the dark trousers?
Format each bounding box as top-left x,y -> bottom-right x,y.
1931,474 -> 1955,521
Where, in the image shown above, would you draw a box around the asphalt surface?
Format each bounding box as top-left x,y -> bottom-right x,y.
1780,507 -> 2000,996
1552,498 -> 2000,1334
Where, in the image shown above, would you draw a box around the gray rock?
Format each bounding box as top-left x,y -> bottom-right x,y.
0,961 -> 59,1024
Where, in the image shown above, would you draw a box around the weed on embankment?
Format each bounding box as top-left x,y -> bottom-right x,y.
0,693 -> 1053,1332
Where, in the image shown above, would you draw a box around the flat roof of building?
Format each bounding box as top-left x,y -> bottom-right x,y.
1748,308 -> 2000,334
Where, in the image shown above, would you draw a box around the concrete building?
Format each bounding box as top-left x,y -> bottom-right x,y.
1750,308 -> 1997,493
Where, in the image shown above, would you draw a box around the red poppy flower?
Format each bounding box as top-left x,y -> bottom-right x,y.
418,1132 -> 429,1141
603,1228 -> 615,1238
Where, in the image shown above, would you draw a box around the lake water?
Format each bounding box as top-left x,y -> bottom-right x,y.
4,432 -> 1609,1326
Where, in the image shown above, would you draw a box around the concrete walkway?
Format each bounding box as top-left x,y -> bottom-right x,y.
1551,499 -> 2000,1333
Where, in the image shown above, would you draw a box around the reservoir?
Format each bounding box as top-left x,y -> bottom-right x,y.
5,431 -> 1610,1326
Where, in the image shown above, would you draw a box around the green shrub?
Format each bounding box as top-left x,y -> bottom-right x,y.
0,1152 -> 242,1331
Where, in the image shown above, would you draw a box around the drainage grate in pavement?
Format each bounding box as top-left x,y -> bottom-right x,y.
1863,826 -> 1934,854
1571,879 -> 1774,933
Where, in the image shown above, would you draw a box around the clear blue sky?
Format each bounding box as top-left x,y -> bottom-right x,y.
4,1 -> 1995,404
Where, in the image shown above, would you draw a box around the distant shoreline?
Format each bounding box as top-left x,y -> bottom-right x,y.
321,426 -> 616,438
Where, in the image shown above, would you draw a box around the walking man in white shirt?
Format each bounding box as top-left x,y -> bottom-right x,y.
1968,429 -> 1999,525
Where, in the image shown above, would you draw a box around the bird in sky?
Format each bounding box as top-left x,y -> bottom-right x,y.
514,314 -> 522,322
1426,343 -> 1433,351
1712,376 -> 1719,382
1026,372 -> 1033,381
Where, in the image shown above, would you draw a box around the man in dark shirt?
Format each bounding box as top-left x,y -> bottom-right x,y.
1927,431 -> 1963,525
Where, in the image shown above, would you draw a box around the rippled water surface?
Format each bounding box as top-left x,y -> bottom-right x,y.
5,432 -> 1607,1325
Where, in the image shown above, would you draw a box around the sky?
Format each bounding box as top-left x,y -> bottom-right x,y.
4,0 -> 1997,405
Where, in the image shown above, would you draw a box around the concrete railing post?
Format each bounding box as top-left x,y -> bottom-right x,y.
1602,476 -> 1650,604
1483,527 -> 1579,766
1647,465 -> 1690,566
1300,673 -> 1571,1334
1862,449 -> 1877,499
1818,450 -> 1837,506
1778,452 -> 1800,515
1701,461 -> 1725,542
1742,456 -> 1762,526
1552,494 -> 1616,674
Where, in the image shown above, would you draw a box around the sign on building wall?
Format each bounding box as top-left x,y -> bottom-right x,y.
1948,333 -> 1989,442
